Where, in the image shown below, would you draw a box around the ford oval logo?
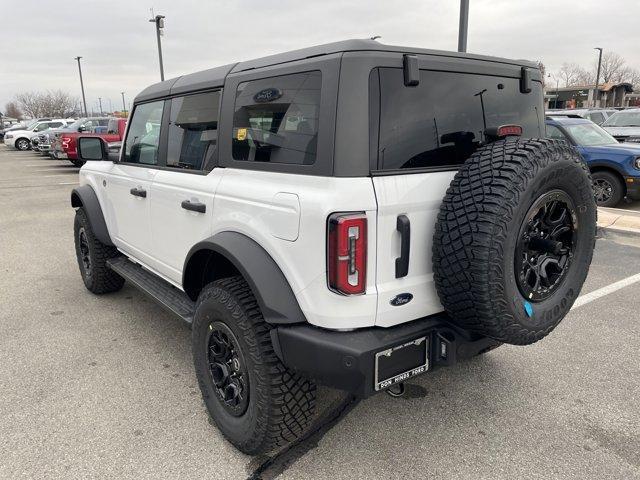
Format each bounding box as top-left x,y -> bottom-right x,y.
253,88 -> 282,103
390,293 -> 413,306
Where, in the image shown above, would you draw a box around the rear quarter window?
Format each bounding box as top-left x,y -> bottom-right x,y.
231,71 -> 321,165
372,68 -> 543,171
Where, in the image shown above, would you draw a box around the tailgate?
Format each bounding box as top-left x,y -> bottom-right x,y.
373,172 -> 454,327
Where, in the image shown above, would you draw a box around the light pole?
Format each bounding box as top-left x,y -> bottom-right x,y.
458,0 -> 469,52
98,97 -> 103,115
149,14 -> 166,81
75,56 -> 88,117
594,47 -> 603,108
121,92 -> 127,116
547,73 -> 560,108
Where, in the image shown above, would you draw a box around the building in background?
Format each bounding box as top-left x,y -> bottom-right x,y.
545,82 -> 634,109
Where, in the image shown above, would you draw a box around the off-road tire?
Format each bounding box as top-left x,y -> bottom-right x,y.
433,139 -> 596,345
73,207 -> 124,294
591,170 -> 624,207
15,138 -> 30,151
192,276 -> 316,455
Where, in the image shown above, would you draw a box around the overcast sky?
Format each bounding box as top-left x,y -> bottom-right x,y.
2,0 -> 639,116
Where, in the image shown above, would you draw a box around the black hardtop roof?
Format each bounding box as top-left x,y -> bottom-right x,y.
134,39 -> 538,103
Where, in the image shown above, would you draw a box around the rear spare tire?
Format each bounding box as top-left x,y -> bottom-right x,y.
433,139 -> 596,345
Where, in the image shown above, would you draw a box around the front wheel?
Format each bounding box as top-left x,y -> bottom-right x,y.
74,208 -> 124,294
15,138 -> 30,151
192,276 -> 316,455
592,170 -> 624,207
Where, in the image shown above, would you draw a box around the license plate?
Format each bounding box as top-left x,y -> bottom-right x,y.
374,336 -> 429,391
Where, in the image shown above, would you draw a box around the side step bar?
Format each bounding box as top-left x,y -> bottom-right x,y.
106,257 -> 195,324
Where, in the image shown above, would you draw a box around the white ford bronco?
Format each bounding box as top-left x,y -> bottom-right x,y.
71,40 -> 597,455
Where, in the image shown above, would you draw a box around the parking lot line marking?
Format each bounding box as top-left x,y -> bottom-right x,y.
572,273 -> 640,310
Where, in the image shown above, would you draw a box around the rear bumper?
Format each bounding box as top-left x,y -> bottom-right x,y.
625,176 -> 640,200
272,314 -> 499,398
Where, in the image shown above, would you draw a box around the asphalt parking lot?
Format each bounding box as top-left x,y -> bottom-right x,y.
1,147 -> 639,480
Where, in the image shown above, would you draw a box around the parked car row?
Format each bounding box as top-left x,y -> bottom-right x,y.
4,116 -> 128,167
3,118 -> 73,150
547,107 -> 640,142
546,108 -> 617,125
546,115 -> 640,207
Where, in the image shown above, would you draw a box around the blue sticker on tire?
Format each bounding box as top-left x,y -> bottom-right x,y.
524,300 -> 534,317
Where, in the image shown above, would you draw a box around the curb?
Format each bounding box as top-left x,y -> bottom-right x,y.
597,207 -> 640,240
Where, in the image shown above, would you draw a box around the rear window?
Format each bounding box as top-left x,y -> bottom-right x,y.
232,71 -> 321,165
107,119 -> 120,134
372,68 -> 543,171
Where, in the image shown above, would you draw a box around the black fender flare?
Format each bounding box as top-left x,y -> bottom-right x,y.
184,232 -> 306,325
70,185 -> 113,246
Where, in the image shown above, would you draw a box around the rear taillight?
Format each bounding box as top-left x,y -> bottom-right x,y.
327,212 -> 367,295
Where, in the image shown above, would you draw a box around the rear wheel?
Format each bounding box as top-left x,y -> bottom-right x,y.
192,276 -> 316,455
433,139 -> 596,345
592,170 -> 624,207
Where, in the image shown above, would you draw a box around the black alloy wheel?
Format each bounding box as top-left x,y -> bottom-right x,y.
206,321 -> 249,417
77,227 -> 92,278
515,190 -> 577,302
593,177 -> 613,205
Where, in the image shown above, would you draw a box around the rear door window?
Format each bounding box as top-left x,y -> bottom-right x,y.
166,90 -> 221,172
232,71 -> 321,165
373,68 -> 542,171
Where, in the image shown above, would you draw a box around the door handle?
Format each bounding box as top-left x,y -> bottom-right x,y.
130,187 -> 147,198
181,200 -> 206,213
395,214 -> 410,278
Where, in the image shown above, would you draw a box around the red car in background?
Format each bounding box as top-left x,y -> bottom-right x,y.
52,117 -> 127,166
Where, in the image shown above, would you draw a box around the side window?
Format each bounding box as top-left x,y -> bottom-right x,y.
34,123 -> 49,132
546,124 -> 567,140
374,68 -> 542,171
98,119 -> 110,127
49,122 -> 63,128
123,101 -> 164,165
232,71 -> 321,165
166,90 -> 221,171
588,112 -> 605,125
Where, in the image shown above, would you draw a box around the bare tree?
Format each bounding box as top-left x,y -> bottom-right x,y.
574,67 -> 594,86
596,52 -> 627,83
557,63 -> 585,87
15,90 -> 77,118
4,102 -> 23,120
626,68 -> 640,89
536,61 -> 546,87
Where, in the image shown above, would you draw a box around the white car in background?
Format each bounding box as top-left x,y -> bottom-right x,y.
4,119 -> 72,151
602,109 -> 640,142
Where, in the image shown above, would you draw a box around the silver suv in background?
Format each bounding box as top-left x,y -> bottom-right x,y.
546,108 -> 616,125
602,108 -> 640,142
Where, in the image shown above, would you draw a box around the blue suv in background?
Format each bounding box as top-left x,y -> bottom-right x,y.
546,116 -> 640,207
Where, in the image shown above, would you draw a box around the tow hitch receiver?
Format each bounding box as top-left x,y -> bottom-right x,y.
374,336 -> 429,391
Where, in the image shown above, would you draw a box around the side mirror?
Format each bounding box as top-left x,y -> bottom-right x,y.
77,136 -> 109,161
78,125 -> 86,132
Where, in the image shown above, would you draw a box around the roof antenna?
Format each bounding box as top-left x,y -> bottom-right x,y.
370,36 -> 381,41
